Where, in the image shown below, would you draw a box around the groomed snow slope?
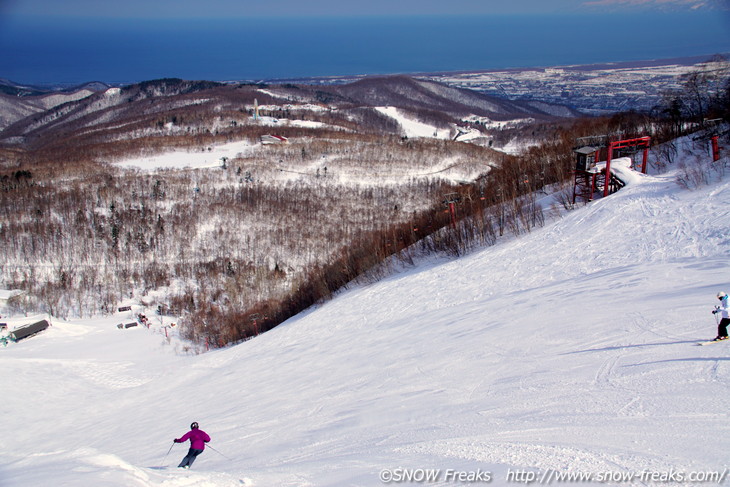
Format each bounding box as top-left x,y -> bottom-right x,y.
1,159 -> 729,486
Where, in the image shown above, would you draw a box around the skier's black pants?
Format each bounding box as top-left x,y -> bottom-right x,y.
718,317 -> 730,338
178,448 -> 204,468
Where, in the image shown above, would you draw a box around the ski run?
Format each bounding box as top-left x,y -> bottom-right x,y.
1,137 -> 729,486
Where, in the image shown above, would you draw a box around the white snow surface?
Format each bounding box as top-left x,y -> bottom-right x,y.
2,156 -> 730,486
114,140 -> 257,170
375,106 -> 452,140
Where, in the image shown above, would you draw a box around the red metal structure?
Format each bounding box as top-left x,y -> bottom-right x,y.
603,136 -> 650,197
573,135 -> 651,203
711,135 -> 720,162
442,193 -> 461,228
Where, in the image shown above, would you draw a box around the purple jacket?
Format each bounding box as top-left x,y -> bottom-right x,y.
175,429 -> 211,450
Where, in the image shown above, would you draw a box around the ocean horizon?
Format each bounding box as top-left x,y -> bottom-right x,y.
1,12 -> 729,86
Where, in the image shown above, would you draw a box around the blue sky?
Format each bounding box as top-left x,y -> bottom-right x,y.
2,0 -> 729,18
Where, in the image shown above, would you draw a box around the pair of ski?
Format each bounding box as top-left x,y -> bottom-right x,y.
696,338 -> 729,346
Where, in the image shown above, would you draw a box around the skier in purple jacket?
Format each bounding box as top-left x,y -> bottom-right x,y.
174,422 -> 211,468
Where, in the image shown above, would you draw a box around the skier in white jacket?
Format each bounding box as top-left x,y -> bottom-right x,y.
712,291 -> 729,341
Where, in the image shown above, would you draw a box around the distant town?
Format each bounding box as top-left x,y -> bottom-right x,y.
273,54 -> 726,115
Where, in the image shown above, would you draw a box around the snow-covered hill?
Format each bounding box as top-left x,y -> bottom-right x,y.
0,75 -> 574,152
0,88 -> 98,130
1,151 -> 729,486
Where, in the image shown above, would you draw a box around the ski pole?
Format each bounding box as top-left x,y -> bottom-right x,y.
206,444 -> 232,461
161,441 -> 175,465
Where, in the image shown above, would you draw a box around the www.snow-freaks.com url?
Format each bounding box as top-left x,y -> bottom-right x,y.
377,467 -> 728,484
504,467 -> 729,485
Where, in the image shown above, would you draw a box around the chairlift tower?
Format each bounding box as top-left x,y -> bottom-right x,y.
442,192 -> 461,229
572,135 -> 650,203
572,141 -> 604,204
573,148 -> 600,203
605,136 -> 650,196
704,118 -> 724,162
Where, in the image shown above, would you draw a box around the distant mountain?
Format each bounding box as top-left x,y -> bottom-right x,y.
0,75 -> 575,151
74,81 -> 113,92
0,79 -> 119,130
0,78 -> 49,97
0,78 -> 225,135
325,76 -> 581,119
0,78 -> 113,95
0,87 -> 101,131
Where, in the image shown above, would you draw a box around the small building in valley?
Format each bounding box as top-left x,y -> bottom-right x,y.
261,134 -> 289,145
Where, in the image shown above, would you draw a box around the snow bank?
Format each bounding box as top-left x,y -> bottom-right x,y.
599,156 -> 646,185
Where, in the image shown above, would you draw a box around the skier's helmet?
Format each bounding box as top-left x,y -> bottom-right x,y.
191,422 -> 199,430
719,292 -> 728,300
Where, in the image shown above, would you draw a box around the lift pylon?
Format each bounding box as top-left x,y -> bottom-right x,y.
573,135 -> 651,203
604,136 -> 650,197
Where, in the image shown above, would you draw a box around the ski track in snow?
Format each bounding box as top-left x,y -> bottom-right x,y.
1,145 -> 729,486
12,357 -> 153,389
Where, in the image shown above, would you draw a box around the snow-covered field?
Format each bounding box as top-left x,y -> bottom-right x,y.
1,148 -> 729,486
114,140 -> 256,170
375,106 -> 453,140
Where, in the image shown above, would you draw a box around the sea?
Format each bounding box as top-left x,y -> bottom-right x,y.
1,12 -> 729,86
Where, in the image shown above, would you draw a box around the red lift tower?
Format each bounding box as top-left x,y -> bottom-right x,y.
573,135 -> 651,203
711,135 -> 720,162
442,193 -> 461,228
604,136 -> 650,197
